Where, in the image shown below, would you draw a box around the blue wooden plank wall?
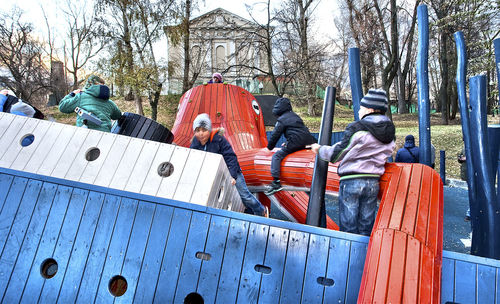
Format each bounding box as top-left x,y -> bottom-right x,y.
0,168 -> 368,304
1,167 -> 499,303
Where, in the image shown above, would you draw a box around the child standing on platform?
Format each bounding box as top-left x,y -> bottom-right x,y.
310,89 -> 395,235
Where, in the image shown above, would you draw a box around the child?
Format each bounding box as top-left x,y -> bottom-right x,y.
395,134 -> 419,163
190,113 -> 268,217
208,72 -> 223,84
310,89 -> 395,235
265,97 -> 316,195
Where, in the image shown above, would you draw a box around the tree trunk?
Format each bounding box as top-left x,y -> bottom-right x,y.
134,93 -> 144,116
181,0 -> 192,94
438,30 -> 449,125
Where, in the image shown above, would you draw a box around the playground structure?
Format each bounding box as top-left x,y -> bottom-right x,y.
0,4 -> 498,303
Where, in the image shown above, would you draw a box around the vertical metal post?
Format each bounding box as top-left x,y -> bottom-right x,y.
349,48 -> 363,121
439,150 -> 446,184
417,5 -> 431,167
306,87 -> 336,227
469,75 -> 499,259
494,38 -> 500,122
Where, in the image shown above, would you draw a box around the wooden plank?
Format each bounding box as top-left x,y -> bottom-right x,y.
301,234 -> 330,304
9,120 -> 52,171
440,257 -> 455,304
140,143 -> 175,196
372,229 -> 395,302
114,201 -> 155,304
75,194 -> 121,304
36,126 -> 78,176
0,174 -> 14,221
93,198 -> 138,303
280,230 -> 309,304
323,237 -> 350,304
0,179 -> 42,299
18,184 -> 73,302
23,122 -> 64,173
345,241 -> 368,303
387,166 -> 412,230
65,129 -> 104,181
153,208 -> 192,303
0,115 -> 28,159
190,152 -> 223,205
454,260 -> 477,303
358,229 -> 383,301
173,148 -> 206,203
403,236 -> 421,303
0,113 -> 15,141
477,264 -> 496,303
93,135 -> 131,188
0,177 -> 28,253
79,132 -> 118,184
109,138 -> 145,190
215,219 -> 249,303
386,230 -> 407,303
38,188 -> 89,303
0,116 -> 40,168
125,140 -> 160,193
51,127 -> 90,179
400,166 -> 423,235
174,212 -> 211,303
236,222 -> 269,303
133,205 -> 174,303
0,182 -> 57,303
156,146 -> 190,199
196,216 -> 230,304
56,191 -> 105,303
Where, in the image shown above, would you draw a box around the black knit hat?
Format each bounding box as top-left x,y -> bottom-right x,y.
360,89 -> 388,113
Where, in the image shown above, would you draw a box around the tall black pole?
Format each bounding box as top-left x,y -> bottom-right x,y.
306,86 -> 336,227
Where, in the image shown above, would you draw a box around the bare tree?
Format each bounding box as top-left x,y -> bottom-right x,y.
62,0 -> 107,90
0,7 -> 51,104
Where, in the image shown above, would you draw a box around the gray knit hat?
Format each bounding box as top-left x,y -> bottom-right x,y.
360,88 -> 388,113
193,113 -> 212,131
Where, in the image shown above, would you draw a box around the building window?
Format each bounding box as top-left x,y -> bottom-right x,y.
216,45 -> 225,70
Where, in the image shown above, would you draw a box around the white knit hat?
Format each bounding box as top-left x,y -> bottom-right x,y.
193,113 -> 212,131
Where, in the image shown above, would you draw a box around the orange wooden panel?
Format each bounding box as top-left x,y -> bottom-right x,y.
372,229 -> 395,302
388,165 -> 412,230
386,230 -> 408,303
374,166 -> 402,230
414,166 -> 432,243
401,165 -> 423,235
403,236 -> 421,303
418,244 -> 434,304
358,229 -> 383,302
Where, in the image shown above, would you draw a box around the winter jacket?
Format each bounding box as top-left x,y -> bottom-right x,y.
1,94 -> 36,117
190,128 -> 241,179
395,137 -> 419,163
267,98 -> 316,151
318,113 -> 395,180
59,84 -> 122,132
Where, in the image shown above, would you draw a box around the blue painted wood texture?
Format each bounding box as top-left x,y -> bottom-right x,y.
0,168 -> 499,303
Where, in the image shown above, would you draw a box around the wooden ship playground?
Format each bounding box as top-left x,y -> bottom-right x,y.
0,5 -> 499,303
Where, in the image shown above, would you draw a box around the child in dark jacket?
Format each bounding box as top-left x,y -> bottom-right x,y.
190,113 -> 268,217
310,89 -> 395,235
395,134 -> 419,163
265,97 -> 316,195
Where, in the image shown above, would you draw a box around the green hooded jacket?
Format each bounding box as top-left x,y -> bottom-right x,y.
59,84 -> 122,132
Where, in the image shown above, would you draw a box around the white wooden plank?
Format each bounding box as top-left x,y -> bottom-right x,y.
37,124 -> 79,176
0,112 -> 15,140
10,120 -> 52,171
156,146 -> 191,199
65,129 -> 105,181
125,140 -> 161,193
108,137 -> 145,190
24,122 -> 65,173
0,117 -> 41,168
140,143 -> 175,196
189,152 -> 222,205
79,132 -> 118,184
51,127 -> 90,178
94,135 -> 131,187
0,115 -> 28,159
172,148 -> 207,203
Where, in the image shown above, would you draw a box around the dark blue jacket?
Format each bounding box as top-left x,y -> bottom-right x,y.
190,129 -> 241,179
395,140 -> 419,163
267,97 -> 316,151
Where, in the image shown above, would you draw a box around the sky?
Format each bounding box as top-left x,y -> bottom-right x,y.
4,0 -> 339,40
